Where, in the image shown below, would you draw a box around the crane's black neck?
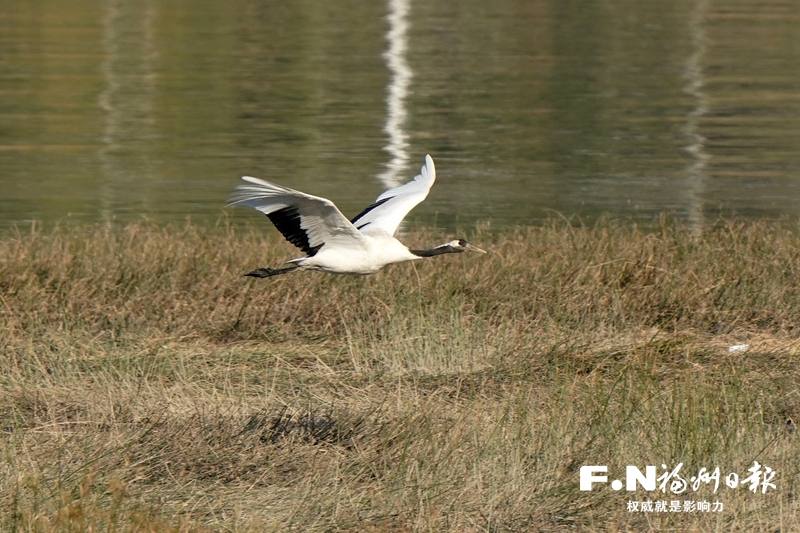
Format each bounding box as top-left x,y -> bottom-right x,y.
410,244 -> 460,257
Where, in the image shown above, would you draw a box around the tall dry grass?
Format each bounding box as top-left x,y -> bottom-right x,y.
1,219 -> 799,531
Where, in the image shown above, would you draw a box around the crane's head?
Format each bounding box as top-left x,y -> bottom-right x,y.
410,239 -> 486,257
448,239 -> 487,254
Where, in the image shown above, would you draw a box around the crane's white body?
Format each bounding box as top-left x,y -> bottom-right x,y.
287,233 -> 419,274
230,155 -> 484,276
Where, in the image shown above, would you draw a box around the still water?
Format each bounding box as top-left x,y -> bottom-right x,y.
2,0 -> 800,231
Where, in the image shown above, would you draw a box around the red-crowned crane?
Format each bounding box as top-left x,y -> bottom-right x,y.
229,155 -> 485,278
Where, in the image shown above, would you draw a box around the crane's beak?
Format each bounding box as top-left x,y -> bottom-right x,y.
466,243 -> 487,253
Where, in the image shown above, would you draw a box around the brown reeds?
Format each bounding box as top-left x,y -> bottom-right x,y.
1,219 -> 799,531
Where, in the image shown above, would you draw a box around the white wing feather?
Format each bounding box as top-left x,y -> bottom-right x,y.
351,155 -> 436,236
229,177 -> 368,252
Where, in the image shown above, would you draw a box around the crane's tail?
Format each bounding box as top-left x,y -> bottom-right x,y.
245,266 -> 300,278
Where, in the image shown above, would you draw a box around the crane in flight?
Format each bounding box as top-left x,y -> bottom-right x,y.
229,155 -> 486,278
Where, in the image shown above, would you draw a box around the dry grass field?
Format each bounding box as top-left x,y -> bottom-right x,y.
1,219 -> 799,531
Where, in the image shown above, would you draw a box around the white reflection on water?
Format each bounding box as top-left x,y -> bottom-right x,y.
377,0 -> 413,189
98,0 -> 158,216
683,0 -> 710,233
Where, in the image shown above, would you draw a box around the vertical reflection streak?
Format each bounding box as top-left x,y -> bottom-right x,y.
377,0 -> 413,189
98,0 -> 158,217
683,0 -> 710,233
98,0 -> 121,173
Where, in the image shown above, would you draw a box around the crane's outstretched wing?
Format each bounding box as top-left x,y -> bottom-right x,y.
229,177 -> 368,255
350,154 -> 436,236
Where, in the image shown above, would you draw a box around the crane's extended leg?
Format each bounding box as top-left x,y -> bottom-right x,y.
245,266 -> 300,278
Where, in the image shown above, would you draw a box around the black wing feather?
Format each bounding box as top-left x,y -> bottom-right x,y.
350,197 -> 393,230
267,206 -> 323,256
